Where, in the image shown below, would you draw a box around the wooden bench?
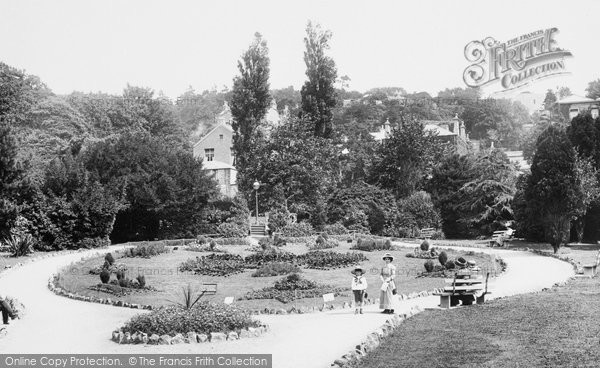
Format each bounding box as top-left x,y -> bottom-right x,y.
200,283 -> 218,295
420,228 -> 435,239
489,229 -> 513,247
582,250 -> 600,277
434,272 -> 491,309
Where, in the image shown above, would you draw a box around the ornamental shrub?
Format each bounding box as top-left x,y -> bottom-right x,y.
124,242 -> 169,258
438,251 -> 448,266
445,260 -> 456,269
217,222 -> 248,238
100,269 -> 110,284
281,222 -> 314,237
136,274 -> 146,288
104,253 -> 115,266
116,269 -> 125,281
424,260 -> 434,273
420,239 -> 430,251
352,237 -> 391,252
322,223 -> 348,235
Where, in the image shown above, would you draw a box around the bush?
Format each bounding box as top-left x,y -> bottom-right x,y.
252,262 -> 301,277
268,208 -> 293,233
322,223 -> 348,235
5,234 -> 35,257
104,253 -> 115,266
136,274 -> 146,288
124,242 -> 169,258
438,251 -> 448,266
100,269 -> 111,284
302,251 -> 368,270
196,235 -> 209,245
118,277 -> 129,288
281,222 -> 314,237
424,260 -> 434,273
351,237 -> 392,252
217,222 -> 248,238
76,237 -> 110,249
406,247 -> 439,259
89,262 -> 127,275
445,260 -> 456,269
211,237 -> 251,246
420,239 -> 430,251
116,270 -> 125,281
120,302 -> 261,336
309,235 -> 338,250
179,254 -> 246,277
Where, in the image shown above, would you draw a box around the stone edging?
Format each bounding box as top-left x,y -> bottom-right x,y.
331,306 -> 424,367
111,326 -> 269,345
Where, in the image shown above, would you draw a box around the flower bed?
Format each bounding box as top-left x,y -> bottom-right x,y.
123,242 -> 170,258
251,262 -> 300,277
179,254 -> 246,277
119,302 -> 262,337
351,238 -> 392,252
241,274 -> 348,303
302,251 -> 368,270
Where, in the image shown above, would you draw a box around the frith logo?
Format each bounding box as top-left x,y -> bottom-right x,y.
463,28 -> 572,91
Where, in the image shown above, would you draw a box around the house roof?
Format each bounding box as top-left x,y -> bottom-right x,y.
193,122 -> 233,148
423,123 -> 455,137
557,95 -> 598,105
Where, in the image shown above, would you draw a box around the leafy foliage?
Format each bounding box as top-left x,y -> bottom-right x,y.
251,262 -> 301,277
123,242 -> 169,258
242,273 -> 346,303
351,237 -> 392,252
121,302 -> 261,336
179,254 -> 246,277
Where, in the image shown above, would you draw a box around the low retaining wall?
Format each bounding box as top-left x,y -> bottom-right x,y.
111,326 -> 269,345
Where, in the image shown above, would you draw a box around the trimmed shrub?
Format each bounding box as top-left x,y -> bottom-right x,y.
118,277 -> 129,288
100,269 -> 111,284
420,239 -> 430,251
351,237 -> 392,252
281,222 -> 314,237
196,235 -> 208,245
116,270 -> 125,281
120,302 -> 261,336
136,274 -> 146,288
217,222 -> 248,238
438,251 -> 448,266
104,253 -> 115,266
322,223 -> 348,235
424,260 -> 434,273
445,260 -> 456,269
309,235 -> 338,250
252,262 -> 301,277
124,242 -> 169,258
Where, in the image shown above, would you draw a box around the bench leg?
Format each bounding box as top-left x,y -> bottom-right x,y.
583,267 -> 594,277
439,295 -> 450,309
476,293 -> 487,305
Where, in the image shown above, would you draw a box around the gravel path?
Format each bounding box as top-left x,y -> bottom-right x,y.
0,243 -> 575,368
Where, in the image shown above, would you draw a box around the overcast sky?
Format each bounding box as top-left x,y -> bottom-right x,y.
1,0 -> 598,99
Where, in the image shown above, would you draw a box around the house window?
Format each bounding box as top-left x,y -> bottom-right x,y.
205,148 -> 214,161
219,134 -> 224,140
230,147 -> 236,165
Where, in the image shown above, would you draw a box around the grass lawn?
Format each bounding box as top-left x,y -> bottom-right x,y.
353,276 -> 600,368
56,240 -> 501,311
506,240 -> 600,266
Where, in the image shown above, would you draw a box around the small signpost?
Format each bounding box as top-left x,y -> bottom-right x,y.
322,293 -> 335,303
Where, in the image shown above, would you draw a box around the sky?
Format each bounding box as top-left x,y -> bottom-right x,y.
1,0 -> 598,100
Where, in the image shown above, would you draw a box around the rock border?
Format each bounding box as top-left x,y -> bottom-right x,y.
331,305 -> 424,367
111,325 -> 269,345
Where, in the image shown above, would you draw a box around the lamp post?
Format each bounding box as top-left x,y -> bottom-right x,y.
253,181 -> 260,225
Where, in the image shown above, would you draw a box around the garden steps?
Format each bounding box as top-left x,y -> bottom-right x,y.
250,224 -> 267,236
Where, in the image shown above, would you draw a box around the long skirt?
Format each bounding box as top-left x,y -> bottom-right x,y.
379,281 -> 395,309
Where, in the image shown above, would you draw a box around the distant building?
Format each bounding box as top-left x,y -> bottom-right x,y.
368,115 -> 469,154
510,91 -> 545,114
192,101 -> 280,198
556,95 -> 600,119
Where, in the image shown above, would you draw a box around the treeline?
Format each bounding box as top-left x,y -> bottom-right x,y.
0,63 -> 219,251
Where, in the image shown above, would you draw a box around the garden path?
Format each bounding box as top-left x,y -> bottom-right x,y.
0,242 -> 574,368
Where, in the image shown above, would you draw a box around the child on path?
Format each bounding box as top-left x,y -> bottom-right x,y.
0,295 -> 16,325
351,267 -> 367,314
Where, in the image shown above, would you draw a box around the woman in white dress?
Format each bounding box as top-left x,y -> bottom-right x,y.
379,253 -> 396,314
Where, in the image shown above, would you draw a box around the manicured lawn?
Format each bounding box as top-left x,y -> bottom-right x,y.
353,276 -> 600,368
56,240 -> 501,311
506,239 -> 600,266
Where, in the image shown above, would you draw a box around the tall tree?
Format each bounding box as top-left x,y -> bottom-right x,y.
525,125 -> 581,253
371,118 -> 443,198
585,79 -> 600,100
301,21 -> 338,138
543,89 -> 557,111
230,32 -> 272,195
0,122 -> 24,239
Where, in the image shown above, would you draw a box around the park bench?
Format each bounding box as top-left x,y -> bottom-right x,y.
434,272 -> 491,309
582,250 -> 600,277
489,229 -> 513,247
420,228 -> 435,239
199,283 -> 218,296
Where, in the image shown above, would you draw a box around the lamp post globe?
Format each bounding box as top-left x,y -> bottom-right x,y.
253,181 -> 260,225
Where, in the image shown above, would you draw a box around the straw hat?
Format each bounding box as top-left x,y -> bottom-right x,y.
351,267 -> 364,275
382,253 -> 394,261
